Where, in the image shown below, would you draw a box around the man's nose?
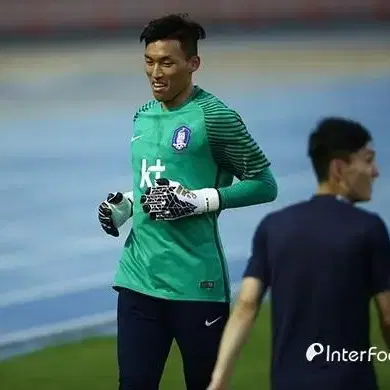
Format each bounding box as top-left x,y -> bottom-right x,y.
152,64 -> 163,78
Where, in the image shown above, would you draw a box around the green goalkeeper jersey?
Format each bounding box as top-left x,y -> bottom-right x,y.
113,86 -> 276,303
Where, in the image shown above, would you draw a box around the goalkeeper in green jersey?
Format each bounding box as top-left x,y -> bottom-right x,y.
97,13 -> 278,390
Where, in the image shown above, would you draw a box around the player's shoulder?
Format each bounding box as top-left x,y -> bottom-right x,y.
265,196 -> 384,228
352,207 -> 388,233
133,99 -> 159,122
193,87 -> 244,127
325,197 -> 385,228
329,202 -> 389,242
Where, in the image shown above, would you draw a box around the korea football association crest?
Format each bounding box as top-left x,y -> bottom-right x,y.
172,126 -> 191,151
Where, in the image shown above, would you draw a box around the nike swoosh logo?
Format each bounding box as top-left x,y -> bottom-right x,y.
205,316 -> 222,327
131,135 -> 142,142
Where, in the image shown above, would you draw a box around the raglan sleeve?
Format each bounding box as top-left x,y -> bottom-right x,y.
206,108 -> 278,210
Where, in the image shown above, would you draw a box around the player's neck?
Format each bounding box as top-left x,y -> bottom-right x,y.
162,84 -> 195,110
316,182 -> 351,202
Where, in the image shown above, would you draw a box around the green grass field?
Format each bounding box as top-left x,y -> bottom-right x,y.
0,302 -> 389,390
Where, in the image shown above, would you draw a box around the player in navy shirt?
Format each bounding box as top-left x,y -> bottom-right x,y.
207,117 -> 390,390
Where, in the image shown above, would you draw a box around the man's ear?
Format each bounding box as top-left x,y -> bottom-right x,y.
188,56 -> 200,73
329,158 -> 347,183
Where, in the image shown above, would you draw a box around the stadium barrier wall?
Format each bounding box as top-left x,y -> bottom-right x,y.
0,0 -> 389,35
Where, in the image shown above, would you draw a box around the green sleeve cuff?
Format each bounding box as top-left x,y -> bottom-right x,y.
218,167 -> 278,210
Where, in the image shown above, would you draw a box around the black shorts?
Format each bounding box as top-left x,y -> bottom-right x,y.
116,287 -> 230,390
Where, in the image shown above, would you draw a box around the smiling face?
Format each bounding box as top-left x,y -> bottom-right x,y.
144,39 -> 200,107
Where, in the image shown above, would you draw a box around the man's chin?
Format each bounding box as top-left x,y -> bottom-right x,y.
152,90 -> 169,101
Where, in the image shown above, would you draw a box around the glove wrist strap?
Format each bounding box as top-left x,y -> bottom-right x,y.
123,191 -> 134,203
195,188 -> 220,213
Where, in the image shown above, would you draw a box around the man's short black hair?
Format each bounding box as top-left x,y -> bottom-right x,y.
308,117 -> 372,182
139,13 -> 206,58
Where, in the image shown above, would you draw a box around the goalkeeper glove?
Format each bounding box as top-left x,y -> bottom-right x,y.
140,178 -> 220,221
98,191 -> 133,237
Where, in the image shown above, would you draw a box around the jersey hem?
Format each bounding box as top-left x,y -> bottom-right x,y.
112,282 -> 230,303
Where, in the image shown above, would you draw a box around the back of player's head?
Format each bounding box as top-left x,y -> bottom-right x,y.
308,117 -> 372,182
139,14 -> 206,58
